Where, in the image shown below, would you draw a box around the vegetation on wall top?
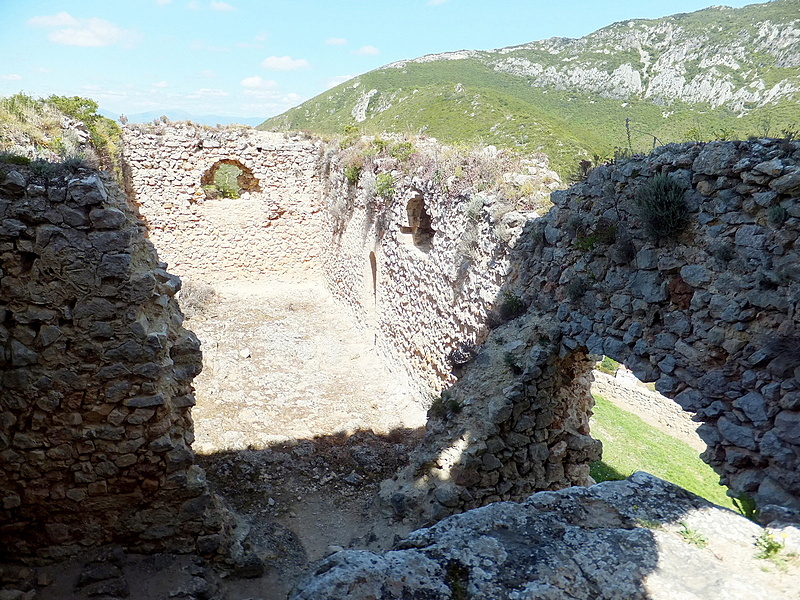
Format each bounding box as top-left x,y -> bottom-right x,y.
0,93 -> 122,177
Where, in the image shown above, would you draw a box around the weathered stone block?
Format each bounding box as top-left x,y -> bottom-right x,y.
123,394 -> 165,408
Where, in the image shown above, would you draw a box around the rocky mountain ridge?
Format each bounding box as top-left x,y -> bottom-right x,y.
261,0 -> 800,176
379,0 -> 800,111
470,3 -> 800,110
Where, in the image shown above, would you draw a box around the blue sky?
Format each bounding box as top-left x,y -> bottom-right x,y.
1,0 -> 762,120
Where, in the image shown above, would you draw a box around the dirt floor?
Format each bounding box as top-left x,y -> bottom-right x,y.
185,277 -> 429,598
186,277 -> 427,450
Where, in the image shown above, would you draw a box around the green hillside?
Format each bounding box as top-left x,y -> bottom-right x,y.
260,0 -> 800,178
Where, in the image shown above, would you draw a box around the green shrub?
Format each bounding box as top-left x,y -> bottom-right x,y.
503,351 -> 523,374
376,173 -> 395,198
30,158 -> 58,179
712,242 -> 735,262
499,291 -> 525,320
634,174 -> 690,241
566,278 -> 588,301
344,164 -> 361,185
0,152 -> 30,165
389,141 -> 415,161
427,394 -> 462,419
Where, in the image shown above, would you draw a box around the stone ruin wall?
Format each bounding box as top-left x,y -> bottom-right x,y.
0,166 -> 230,561
121,124 -> 325,281
379,138 -> 800,522
4,127 -> 800,561
318,147 -> 546,398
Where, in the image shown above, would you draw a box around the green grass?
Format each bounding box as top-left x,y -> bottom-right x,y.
590,394 -> 735,510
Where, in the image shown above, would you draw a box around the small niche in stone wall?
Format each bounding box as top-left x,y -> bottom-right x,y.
400,191 -> 435,252
199,159 -> 261,201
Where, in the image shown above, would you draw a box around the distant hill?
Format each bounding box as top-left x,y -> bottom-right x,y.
100,109 -> 263,128
259,0 -> 800,177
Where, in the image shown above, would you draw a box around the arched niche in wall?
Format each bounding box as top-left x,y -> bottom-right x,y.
400,190 -> 435,252
199,158 -> 261,200
369,251 -> 378,301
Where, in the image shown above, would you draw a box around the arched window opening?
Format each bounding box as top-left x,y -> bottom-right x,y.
588,354 -> 733,509
400,191 -> 435,252
200,159 -> 260,200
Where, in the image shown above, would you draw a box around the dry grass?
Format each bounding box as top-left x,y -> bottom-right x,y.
177,279 -> 220,318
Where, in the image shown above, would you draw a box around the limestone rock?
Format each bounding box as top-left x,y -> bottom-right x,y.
292,473 -> 796,600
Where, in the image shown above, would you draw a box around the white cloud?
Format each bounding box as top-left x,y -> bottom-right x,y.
325,75 -> 353,89
28,12 -> 137,47
153,81 -> 168,88
28,12 -> 77,27
355,45 -> 380,56
325,37 -> 347,46
241,76 -> 277,89
1,74 -> 23,81
156,0 -> 172,4
210,1 -> 235,10
261,55 -> 310,70
35,67 -> 50,73
199,69 -> 216,78
191,88 -> 229,97
428,0 -> 449,4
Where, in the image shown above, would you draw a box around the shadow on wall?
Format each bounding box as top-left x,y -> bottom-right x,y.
0,165 -> 228,561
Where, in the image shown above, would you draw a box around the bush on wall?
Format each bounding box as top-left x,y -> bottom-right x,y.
634,174 -> 690,241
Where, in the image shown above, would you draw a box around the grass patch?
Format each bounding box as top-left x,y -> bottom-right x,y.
589,394 -> 734,509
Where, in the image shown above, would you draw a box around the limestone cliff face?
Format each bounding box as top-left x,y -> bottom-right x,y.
421,2 -> 800,110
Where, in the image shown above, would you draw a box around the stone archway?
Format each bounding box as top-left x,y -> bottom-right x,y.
199,158 -> 261,200
380,139 -> 800,522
